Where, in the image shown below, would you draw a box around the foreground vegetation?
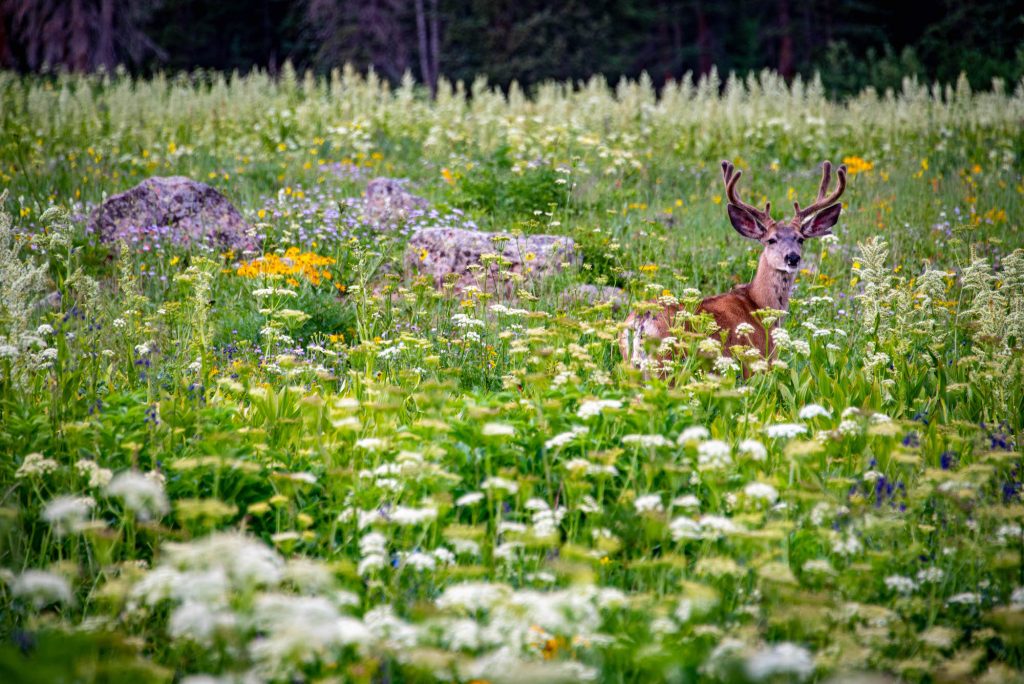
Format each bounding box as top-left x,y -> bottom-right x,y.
1,67 -> 1023,682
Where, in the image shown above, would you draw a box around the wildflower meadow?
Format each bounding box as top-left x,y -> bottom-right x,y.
1,66 -> 1023,683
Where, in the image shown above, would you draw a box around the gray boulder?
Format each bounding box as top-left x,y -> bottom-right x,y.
406,227 -> 577,291
363,177 -> 429,228
88,176 -> 257,251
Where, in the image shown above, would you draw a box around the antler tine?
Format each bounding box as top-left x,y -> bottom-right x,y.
815,161 -> 833,203
720,159 -> 769,222
725,168 -> 741,204
795,161 -> 847,221
721,160 -> 736,186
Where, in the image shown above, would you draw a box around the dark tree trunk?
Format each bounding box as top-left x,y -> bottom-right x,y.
97,0 -> 116,69
778,0 -> 794,79
695,1 -> 713,76
428,0 -> 440,92
414,0 -> 434,96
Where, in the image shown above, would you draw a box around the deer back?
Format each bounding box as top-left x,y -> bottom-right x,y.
695,285 -> 771,356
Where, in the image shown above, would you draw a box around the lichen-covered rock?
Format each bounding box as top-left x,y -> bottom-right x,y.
363,177 -> 428,228
406,227 -> 577,291
88,176 -> 257,251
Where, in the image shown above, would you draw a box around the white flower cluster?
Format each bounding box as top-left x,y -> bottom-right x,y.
576,398 -> 622,419
544,425 -> 588,450
106,470 -> 170,521
669,514 -> 744,541
622,434 -> 673,449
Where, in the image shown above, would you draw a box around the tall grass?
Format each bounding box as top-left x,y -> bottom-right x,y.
0,66 -> 1022,683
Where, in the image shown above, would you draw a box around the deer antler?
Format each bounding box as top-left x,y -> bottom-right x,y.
721,161 -> 771,224
793,161 -> 847,222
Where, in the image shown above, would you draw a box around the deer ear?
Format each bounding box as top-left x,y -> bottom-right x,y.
727,204 -> 766,240
800,203 -> 842,238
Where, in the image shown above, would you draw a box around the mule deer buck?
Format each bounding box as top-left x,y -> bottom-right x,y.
619,160 -> 847,373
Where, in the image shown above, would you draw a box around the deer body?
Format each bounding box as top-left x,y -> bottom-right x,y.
620,160 -> 847,372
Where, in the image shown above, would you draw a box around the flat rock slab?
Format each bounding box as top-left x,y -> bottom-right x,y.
406,227 -> 578,291
88,176 -> 258,251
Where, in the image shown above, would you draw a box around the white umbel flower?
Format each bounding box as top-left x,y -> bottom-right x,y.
11,570 -> 73,608
105,471 -> 169,521
42,495 -> 95,535
797,403 -> 832,420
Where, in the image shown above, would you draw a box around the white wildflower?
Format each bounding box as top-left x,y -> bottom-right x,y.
699,515 -> 742,538
832,534 -> 862,557
169,601 -> 237,643
791,340 -> 811,356
669,516 -> 702,541
634,494 -> 663,514
797,403 -> 832,420
697,440 -> 732,470
801,559 -> 835,576
947,592 -> 981,606
622,434 -> 673,448
42,495 -> 95,535
11,570 -> 73,609
576,398 -> 622,419
677,426 -> 710,444
455,492 -> 485,507
544,426 -> 587,450
744,642 -> 815,682
743,482 -> 779,504
15,452 -> 59,478
917,567 -> 945,584
105,470 -> 169,521
436,582 -> 510,612
671,494 -> 701,510
737,439 -> 768,461
884,575 -> 917,594
838,419 -> 861,435
432,547 -> 456,565
481,477 -> 518,495
450,538 -> 481,557
389,505 -> 438,526
248,594 -> 369,674
481,422 -> 515,437
764,423 -> 807,439
714,355 -> 740,373
402,551 -> 437,571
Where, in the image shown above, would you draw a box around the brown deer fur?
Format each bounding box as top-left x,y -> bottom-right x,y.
620,160 -> 847,372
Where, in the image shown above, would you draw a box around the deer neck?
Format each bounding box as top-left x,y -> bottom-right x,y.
748,252 -> 795,313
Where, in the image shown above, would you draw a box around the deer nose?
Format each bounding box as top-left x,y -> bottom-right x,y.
785,252 -> 800,267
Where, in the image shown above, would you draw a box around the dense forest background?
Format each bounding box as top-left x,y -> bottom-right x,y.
1,0 -> 1023,96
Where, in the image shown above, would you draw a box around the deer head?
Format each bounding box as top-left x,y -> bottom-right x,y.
721,160 -> 847,273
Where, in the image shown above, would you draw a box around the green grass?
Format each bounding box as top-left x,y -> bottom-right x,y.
0,66 -> 1023,683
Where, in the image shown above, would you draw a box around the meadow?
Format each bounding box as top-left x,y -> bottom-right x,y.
1,65 -> 1023,682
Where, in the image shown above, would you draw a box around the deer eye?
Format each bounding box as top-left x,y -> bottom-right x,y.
766,238 -> 777,245
797,238 -> 805,244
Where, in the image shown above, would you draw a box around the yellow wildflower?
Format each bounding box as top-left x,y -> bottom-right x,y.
842,156 -> 873,175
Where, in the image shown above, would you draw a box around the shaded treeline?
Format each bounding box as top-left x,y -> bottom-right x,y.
1,0 -> 1022,96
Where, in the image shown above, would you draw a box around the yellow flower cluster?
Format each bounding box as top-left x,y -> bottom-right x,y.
236,247 -> 336,285
842,155 -> 874,176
